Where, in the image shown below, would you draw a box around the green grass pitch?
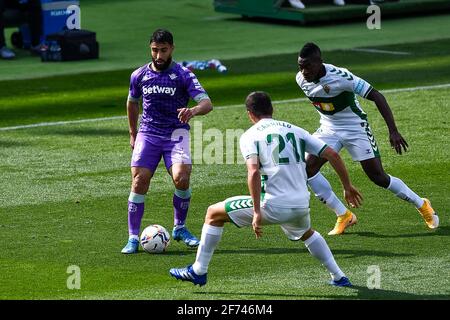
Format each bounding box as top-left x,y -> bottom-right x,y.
0,0 -> 449,300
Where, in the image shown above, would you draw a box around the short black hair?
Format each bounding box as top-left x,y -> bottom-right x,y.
299,42 -> 321,58
150,29 -> 173,45
245,91 -> 273,117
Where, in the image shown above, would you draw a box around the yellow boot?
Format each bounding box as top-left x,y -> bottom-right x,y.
328,210 -> 357,235
417,198 -> 439,229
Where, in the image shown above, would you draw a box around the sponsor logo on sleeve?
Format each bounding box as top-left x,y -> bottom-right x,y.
355,80 -> 365,95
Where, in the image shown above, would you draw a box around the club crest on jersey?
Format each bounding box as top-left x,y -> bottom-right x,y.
323,84 -> 330,94
143,85 -> 176,96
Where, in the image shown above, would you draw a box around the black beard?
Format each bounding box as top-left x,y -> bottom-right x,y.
152,57 -> 172,71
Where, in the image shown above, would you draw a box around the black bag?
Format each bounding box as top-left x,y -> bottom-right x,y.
41,29 -> 99,62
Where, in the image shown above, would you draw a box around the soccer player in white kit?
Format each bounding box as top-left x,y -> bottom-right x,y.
169,91 -> 362,287
296,42 -> 439,235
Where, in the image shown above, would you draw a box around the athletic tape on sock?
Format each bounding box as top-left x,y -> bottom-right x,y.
128,192 -> 145,203
175,188 -> 192,199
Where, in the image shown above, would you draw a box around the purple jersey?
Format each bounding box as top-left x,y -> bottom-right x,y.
128,62 -> 209,136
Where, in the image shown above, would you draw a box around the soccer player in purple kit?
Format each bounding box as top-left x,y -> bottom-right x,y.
121,29 -> 213,254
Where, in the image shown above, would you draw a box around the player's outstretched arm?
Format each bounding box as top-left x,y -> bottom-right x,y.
366,89 -> 409,155
127,100 -> 139,149
320,147 -> 363,208
246,156 -> 262,239
177,99 -> 213,123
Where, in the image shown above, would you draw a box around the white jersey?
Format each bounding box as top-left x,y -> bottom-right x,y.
239,118 -> 327,208
296,63 -> 373,128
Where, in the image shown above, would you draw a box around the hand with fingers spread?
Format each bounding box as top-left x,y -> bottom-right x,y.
344,184 -> 363,209
389,131 -> 409,155
177,107 -> 195,124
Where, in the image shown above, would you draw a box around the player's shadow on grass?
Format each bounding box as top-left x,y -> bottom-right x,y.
194,285 -> 448,300
351,226 -> 450,238
135,249 -> 197,256
0,139 -> 32,147
300,285 -> 449,300
214,248 -> 412,259
350,285 -> 448,300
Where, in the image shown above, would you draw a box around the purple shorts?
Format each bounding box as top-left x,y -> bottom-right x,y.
131,130 -> 191,172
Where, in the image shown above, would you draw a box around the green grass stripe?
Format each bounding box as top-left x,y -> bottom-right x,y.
1,39 -> 450,128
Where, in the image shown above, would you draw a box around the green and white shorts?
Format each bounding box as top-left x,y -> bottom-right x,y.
313,123 -> 380,161
224,196 -> 311,241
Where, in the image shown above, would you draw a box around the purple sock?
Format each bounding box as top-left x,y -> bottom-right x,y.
128,192 -> 145,236
173,188 -> 191,226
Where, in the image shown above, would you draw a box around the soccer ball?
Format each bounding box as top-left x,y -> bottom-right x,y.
140,224 -> 170,253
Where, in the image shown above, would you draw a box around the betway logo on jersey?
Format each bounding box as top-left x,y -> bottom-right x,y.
143,85 -> 176,96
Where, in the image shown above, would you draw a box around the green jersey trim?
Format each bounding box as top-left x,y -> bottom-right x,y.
362,85 -> 373,98
349,105 -> 368,121
363,123 -> 381,158
300,139 -> 306,162
329,67 -> 354,81
318,144 -> 328,158
261,174 -> 268,202
225,196 -> 253,213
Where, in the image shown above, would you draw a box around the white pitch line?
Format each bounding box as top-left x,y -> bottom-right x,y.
218,83 -> 450,109
348,48 -> 412,55
1,83 -> 449,132
381,83 -> 450,93
0,116 -> 126,131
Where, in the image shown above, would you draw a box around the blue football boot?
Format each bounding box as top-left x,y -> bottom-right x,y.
329,276 -> 352,287
121,238 -> 139,254
172,227 -> 200,248
169,265 -> 207,286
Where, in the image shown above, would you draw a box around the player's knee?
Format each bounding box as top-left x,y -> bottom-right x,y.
132,174 -> 150,193
205,205 -> 216,223
173,174 -> 190,190
205,205 -> 223,225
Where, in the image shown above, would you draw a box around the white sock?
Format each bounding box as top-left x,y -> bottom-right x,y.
304,231 -> 345,281
308,172 -> 347,216
129,235 -> 139,241
192,224 -> 224,275
387,175 -> 424,208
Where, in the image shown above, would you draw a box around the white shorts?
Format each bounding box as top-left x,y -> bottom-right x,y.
224,196 -> 310,240
313,123 -> 380,161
